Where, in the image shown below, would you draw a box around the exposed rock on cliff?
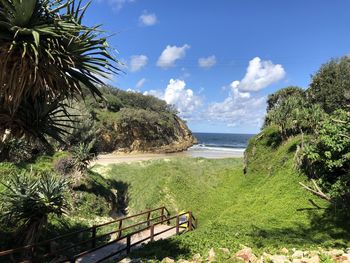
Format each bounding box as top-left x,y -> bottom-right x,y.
96,111 -> 196,153
84,86 -> 197,154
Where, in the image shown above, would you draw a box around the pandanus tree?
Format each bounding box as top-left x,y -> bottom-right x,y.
0,0 -> 119,149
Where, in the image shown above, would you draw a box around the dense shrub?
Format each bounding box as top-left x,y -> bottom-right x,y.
301,109 -> 350,207
308,57 -> 350,113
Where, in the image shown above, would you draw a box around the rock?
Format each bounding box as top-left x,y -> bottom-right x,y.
162,257 -> 175,263
309,251 -> 320,257
292,251 -> 304,258
346,248 -> 350,254
292,259 -> 301,263
235,247 -> 257,262
219,248 -> 230,254
303,255 -> 320,263
192,253 -> 202,262
343,254 -> 350,261
119,258 -> 132,263
270,255 -> 290,263
327,249 -> 345,257
281,248 -> 289,254
334,256 -> 349,263
207,248 -> 216,262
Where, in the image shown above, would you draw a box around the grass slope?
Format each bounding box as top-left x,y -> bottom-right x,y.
92,132 -> 350,261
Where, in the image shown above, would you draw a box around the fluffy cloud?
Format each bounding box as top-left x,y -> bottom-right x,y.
144,79 -> 202,119
205,83 -> 266,129
139,12 -> 157,26
157,45 -> 190,69
234,57 -> 285,92
98,0 -> 135,11
198,55 -> 217,68
129,55 -> 148,72
135,78 -> 147,88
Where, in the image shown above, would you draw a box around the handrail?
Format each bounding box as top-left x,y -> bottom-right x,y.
0,206 -> 166,257
0,207 -> 197,263
72,210 -> 197,262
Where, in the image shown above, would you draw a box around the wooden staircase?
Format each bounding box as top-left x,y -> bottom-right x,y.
0,207 -> 197,263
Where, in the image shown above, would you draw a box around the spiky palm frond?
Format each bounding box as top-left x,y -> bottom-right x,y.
0,171 -> 68,244
0,0 -> 119,144
0,96 -> 75,146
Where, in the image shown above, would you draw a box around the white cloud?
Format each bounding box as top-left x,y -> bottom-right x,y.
139,11 -> 158,26
129,55 -> 148,72
136,78 -> 147,88
157,44 -> 190,69
198,55 -> 217,68
144,79 -> 202,119
205,83 -> 266,129
234,57 -> 285,92
98,0 -> 135,11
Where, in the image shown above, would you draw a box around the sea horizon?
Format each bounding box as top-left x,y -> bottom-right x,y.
191,132 -> 254,151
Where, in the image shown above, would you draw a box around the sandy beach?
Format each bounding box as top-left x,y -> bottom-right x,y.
92,146 -> 244,165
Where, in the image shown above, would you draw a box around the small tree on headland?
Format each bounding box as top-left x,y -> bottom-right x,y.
308,57 -> 350,113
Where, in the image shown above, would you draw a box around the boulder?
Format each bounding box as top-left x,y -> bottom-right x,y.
270,255 -> 290,263
192,253 -> 202,263
162,257 -> 175,263
235,247 -> 257,262
207,248 -> 216,262
292,251 -> 304,259
281,248 -> 289,254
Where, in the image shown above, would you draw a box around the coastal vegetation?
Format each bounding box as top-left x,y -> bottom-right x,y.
0,0 -> 349,262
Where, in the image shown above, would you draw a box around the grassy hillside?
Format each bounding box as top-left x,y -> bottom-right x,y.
91,129 -> 350,261
1,127 -> 349,261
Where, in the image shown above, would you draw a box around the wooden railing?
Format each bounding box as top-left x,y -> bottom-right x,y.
0,206 -> 197,263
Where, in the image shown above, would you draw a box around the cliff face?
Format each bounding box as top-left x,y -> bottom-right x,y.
96,114 -> 196,153
77,86 -> 198,154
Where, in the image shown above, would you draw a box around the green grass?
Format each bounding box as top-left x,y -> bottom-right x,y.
1,128 -> 349,261
91,132 -> 350,261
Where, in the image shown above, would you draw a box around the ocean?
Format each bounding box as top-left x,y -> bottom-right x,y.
186,133 -> 255,158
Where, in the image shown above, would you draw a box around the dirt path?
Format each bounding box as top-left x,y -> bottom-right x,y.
76,225 -> 183,263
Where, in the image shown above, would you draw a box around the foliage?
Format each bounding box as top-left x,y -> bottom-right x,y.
302,109 -> 350,206
99,86 -> 178,114
266,93 -> 325,138
0,171 -> 68,245
71,142 -> 96,172
0,0 -> 119,146
53,156 -> 74,176
92,137 -> 349,260
266,86 -> 305,113
308,57 -> 350,113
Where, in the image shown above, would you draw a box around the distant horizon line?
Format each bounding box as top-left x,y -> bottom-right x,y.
192,131 -> 257,135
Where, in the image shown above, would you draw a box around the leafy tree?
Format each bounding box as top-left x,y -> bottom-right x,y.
0,0 -> 118,147
308,57 -> 350,113
266,86 -> 305,113
302,109 -> 350,206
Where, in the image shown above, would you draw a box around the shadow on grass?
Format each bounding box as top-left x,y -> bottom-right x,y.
129,238 -> 191,261
249,205 -> 350,249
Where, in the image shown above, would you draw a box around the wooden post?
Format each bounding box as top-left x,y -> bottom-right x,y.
117,219 -> 123,239
147,211 -> 151,227
150,224 -> 155,242
126,235 -> 131,254
161,207 -> 165,221
188,211 -> 193,231
176,214 -> 180,235
91,225 -> 96,249
166,209 -> 170,225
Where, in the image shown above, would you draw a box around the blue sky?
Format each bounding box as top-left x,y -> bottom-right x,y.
86,0 -> 350,134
